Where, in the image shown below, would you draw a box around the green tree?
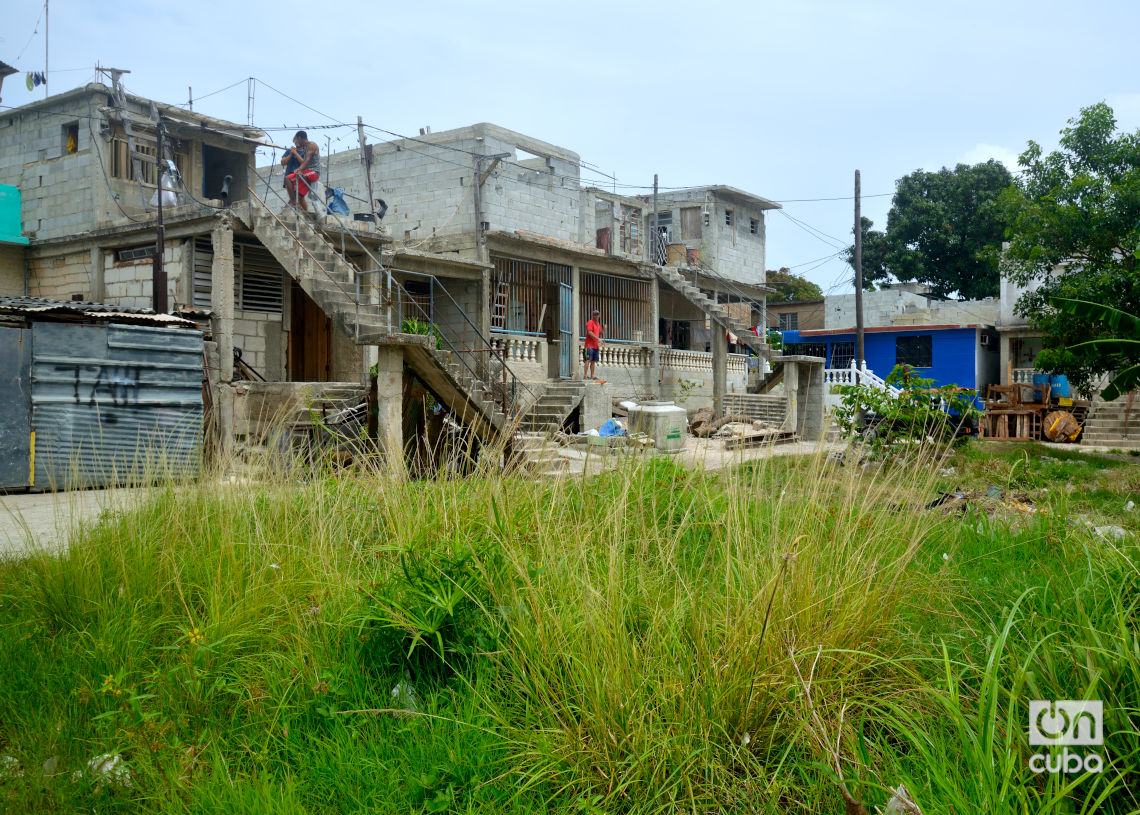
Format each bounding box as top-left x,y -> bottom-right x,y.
1002,102 -> 1140,396
847,161 -> 1012,298
766,267 -> 824,302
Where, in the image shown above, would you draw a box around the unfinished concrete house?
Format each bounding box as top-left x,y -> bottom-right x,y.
3,83 -> 823,477
320,123 -> 820,442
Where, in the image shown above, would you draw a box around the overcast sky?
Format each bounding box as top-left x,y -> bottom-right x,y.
4,0 -> 1138,294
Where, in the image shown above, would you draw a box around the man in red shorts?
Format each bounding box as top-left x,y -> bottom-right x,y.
584,309 -> 605,381
283,131 -> 320,213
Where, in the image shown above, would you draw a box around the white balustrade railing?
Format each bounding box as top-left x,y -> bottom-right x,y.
824,362 -> 902,396
581,344 -> 651,368
490,334 -> 543,364
1011,367 -> 1037,385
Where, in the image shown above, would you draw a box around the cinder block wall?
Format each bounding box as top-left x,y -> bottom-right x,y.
0,95 -> 100,241
317,124 -> 583,248
0,245 -> 25,295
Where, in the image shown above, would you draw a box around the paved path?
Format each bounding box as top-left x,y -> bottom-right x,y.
0,488 -> 144,559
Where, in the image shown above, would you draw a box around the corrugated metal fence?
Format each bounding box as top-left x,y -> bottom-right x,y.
30,322 -> 203,490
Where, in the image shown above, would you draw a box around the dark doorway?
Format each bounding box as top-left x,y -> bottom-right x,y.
202,144 -> 249,203
289,282 -> 333,381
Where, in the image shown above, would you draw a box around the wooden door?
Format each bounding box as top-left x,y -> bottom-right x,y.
289,282 -> 333,381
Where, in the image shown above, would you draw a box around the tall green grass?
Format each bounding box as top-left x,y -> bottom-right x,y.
0,441 -> 1136,813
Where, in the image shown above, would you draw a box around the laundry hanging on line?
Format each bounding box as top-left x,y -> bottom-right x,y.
26,72 -> 47,90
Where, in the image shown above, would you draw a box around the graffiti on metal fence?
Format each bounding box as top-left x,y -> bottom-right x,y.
56,364 -> 142,407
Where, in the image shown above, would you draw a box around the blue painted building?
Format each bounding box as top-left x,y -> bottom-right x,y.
782,324 -> 1000,397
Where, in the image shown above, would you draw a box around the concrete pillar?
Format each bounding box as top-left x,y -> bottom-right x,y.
650,278 -> 660,396
581,382 -> 610,431
373,345 -> 406,477
211,213 -> 235,384
571,264 -> 581,379
782,359 -> 801,434
798,360 -> 824,441
712,322 -> 727,418
89,246 -> 104,302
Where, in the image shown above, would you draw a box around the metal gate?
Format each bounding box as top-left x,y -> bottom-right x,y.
30,321 -> 204,490
559,280 -> 573,379
0,325 -> 32,489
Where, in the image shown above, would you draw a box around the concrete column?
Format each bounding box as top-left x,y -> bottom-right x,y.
782,360 -> 800,434
211,214 -> 235,383
479,267 -> 491,341
89,246 -> 105,302
712,322 -> 727,418
650,278 -> 660,396
179,238 -> 194,309
373,345 -> 406,477
571,264 -> 581,379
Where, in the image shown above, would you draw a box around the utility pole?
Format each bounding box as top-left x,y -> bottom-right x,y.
473,155 -> 484,262
652,173 -> 659,265
357,116 -> 376,233
854,169 -> 864,377
152,119 -> 168,312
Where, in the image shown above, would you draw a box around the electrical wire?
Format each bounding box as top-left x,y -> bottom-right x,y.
15,2 -> 46,62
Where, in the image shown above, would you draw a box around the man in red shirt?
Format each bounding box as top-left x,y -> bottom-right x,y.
584,309 -> 605,381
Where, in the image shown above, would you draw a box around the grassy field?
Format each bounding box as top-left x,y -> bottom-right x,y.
0,441 -> 1137,813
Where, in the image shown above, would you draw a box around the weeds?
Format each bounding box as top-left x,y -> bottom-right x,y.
0,441 -> 1135,812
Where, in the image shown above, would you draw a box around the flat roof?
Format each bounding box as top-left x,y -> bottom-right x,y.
795,324 -> 982,336
657,185 -> 781,211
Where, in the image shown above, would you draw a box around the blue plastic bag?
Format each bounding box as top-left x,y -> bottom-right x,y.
326,187 -> 350,215
598,419 -> 626,437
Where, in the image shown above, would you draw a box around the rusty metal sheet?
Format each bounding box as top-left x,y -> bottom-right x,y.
30,321 -> 203,490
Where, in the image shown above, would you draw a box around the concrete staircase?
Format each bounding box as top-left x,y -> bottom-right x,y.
1082,393 -> 1140,449
238,199 -> 516,441
510,432 -> 577,478
517,380 -> 586,432
653,264 -> 770,357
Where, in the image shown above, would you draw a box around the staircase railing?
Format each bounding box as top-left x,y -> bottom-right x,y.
824,361 -> 902,396
246,164 -> 539,425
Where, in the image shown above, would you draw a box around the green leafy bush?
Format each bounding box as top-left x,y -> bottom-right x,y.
832,364 -> 980,455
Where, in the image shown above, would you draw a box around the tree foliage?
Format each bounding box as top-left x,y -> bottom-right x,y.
1001,102 -> 1140,396
847,161 -> 1012,298
1052,298 -> 1140,401
766,267 -> 824,302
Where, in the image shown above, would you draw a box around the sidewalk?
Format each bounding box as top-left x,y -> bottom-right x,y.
0,488 -> 144,559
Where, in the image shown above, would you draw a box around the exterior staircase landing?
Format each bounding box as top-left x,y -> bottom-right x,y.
653,264 -> 770,358
238,199 -> 513,443
518,380 -> 586,432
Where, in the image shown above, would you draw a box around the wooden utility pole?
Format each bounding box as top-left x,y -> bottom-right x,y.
854,169 -> 864,376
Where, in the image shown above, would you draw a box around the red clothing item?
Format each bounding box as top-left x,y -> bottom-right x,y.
585,319 -> 602,349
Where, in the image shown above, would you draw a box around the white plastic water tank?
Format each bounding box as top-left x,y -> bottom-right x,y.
627,400 -> 687,453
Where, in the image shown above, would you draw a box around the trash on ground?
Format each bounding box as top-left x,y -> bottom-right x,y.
0,756 -> 21,780
598,418 -> 627,437
391,679 -> 421,714
986,485 -> 1003,498
938,466 -> 956,477
75,754 -> 131,788
1125,500 -> 1135,512
1094,525 -> 1131,541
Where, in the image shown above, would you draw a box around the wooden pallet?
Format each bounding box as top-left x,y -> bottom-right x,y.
723,430 -> 800,449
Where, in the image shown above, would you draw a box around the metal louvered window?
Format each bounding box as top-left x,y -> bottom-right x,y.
192,237 -> 213,309
235,241 -> 283,313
